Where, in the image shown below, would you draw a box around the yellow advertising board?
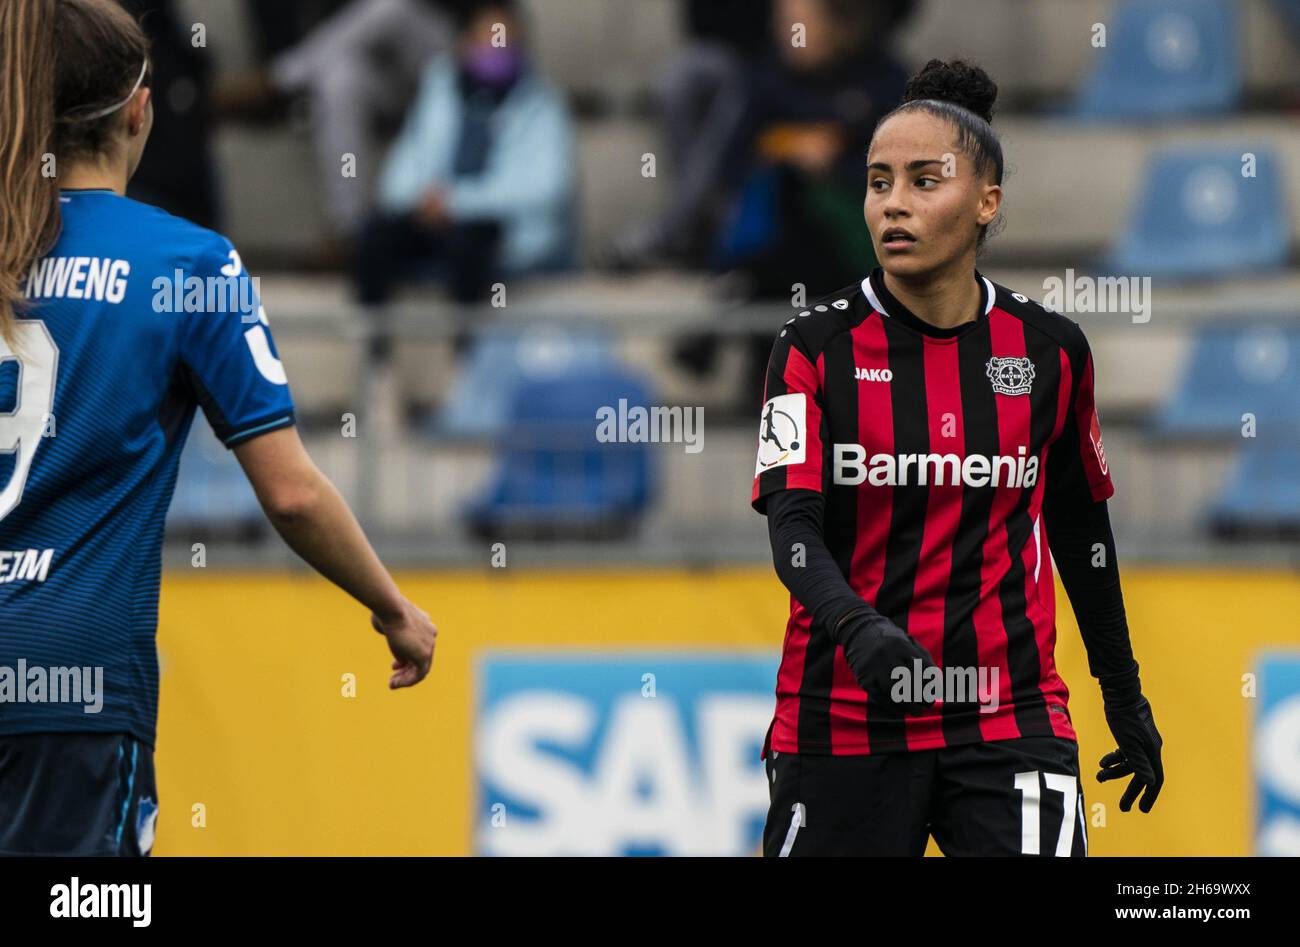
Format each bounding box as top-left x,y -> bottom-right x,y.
153,568 -> 1298,856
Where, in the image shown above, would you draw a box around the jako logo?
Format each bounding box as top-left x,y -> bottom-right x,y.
834,444 -> 1039,488
854,367 -> 893,382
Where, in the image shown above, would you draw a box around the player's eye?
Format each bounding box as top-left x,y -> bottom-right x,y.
868,178 -> 890,192
916,176 -> 940,188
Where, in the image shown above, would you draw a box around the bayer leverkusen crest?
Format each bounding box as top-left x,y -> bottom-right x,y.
986,356 -> 1035,396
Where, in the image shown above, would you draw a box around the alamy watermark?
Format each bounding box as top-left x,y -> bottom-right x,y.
891,660 -> 1000,713
151,270 -> 262,322
1040,270 -> 1152,324
595,400 -> 704,454
0,660 -> 104,714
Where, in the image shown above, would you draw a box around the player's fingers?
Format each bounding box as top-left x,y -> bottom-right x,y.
1119,775 -> 1143,812
391,656 -> 430,688
1097,749 -> 1132,781
1138,779 -> 1161,813
388,657 -> 410,684
1099,749 -> 1125,769
1131,757 -> 1156,783
904,638 -> 939,671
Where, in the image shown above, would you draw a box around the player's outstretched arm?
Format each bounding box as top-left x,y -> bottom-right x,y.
1042,333 -> 1163,813
1044,495 -> 1164,813
232,426 -> 436,688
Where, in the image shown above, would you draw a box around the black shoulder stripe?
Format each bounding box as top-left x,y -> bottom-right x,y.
782,281 -> 869,362
989,282 -> 1090,366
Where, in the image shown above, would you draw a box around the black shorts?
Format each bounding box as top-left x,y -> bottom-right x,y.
0,732 -> 158,856
763,736 -> 1087,857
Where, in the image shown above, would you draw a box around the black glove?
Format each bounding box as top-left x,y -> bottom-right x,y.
835,609 -> 940,715
1098,688 -> 1164,813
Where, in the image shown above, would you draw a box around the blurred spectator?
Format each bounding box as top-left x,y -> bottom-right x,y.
240,0 -> 352,61
672,0 -> 916,412
216,0 -> 454,259
602,0 -> 775,270
123,0 -> 220,229
214,0 -> 357,121
716,0 -> 916,299
606,0 -> 915,276
354,0 -> 576,307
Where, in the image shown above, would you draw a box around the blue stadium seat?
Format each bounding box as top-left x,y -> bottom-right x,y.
1072,0 -> 1240,120
434,326 -> 612,437
1151,322 -> 1300,438
466,366 -> 655,538
167,414 -> 265,538
1208,433 -> 1300,536
1097,145 -> 1289,280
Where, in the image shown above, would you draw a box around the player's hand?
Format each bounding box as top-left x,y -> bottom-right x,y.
1098,693 -> 1163,813
839,612 -> 940,715
371,599 -> 437,688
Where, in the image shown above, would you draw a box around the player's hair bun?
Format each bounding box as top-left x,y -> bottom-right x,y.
902,59 -> 998,124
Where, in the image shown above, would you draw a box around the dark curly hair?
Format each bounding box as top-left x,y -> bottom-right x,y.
872,59 -> 1004,249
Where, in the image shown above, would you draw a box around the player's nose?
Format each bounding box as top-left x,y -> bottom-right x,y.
881,194 -> 911,219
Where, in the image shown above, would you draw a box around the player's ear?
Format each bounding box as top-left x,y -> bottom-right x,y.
126,86 -> 151,138
977,181 -> 1001,228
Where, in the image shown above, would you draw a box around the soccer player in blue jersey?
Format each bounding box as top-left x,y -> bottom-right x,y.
0,0 -> 438,855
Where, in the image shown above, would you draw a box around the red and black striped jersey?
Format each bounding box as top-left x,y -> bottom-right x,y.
752,267 -> 1113,755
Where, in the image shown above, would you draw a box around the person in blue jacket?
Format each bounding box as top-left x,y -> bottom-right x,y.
354,0 -> 577,306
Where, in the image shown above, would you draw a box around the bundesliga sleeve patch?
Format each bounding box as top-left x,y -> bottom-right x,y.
1090,410 -> 1108,476
756,392 -> 807,475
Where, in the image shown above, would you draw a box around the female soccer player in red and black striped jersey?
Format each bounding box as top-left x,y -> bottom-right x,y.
752,59 -> 1164,856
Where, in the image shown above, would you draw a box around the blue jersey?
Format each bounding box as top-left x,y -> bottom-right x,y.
0,188 -> 295,746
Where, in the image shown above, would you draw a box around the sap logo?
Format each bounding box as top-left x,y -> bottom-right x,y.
1255,653 -> 1300,855
476,654 -> 777,856
854,367 -> 892,382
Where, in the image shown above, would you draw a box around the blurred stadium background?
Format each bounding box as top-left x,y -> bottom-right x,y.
137,0 -> 1299,855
